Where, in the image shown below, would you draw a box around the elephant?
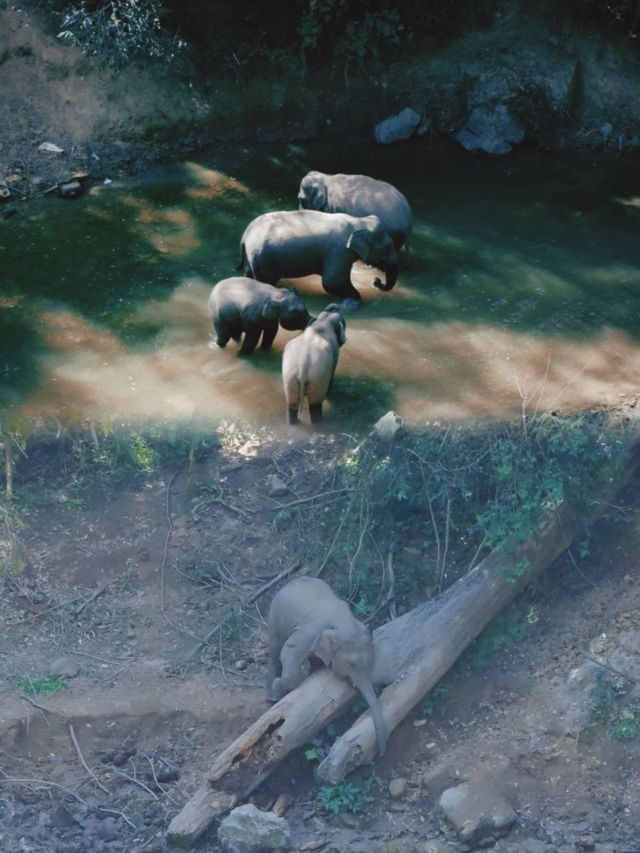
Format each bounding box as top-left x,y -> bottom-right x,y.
239,209 -> 399,303
298,171 -> 414,260
281,308 -> 346,424
207,276 -> 311,355
266,576 -> 388,756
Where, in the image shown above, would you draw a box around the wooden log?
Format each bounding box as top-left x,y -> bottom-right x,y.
167,439 -> 640,846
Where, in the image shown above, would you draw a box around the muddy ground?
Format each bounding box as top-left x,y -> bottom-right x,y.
1,424 -> 640,852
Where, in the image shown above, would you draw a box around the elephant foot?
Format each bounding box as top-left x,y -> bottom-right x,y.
288,410 -> 299,425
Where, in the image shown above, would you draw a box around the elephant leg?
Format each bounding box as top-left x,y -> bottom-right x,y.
239,326 -> 261,355
288,408 -> 300,425
265,649 -> 283,702
321,255 -> 361,302
277,627 -> 314,694
309,403 -> 323,424
214,321 -> 230,348
260,321 -> 278,350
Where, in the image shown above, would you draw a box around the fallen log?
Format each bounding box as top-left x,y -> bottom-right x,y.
167,438 -> 640,847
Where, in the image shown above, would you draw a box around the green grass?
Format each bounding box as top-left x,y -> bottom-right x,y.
11,675 -> 67,695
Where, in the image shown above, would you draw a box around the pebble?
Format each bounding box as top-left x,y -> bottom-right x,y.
389,777 -> 407,798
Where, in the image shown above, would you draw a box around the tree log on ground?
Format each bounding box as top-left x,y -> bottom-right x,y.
167,439 -> 640,848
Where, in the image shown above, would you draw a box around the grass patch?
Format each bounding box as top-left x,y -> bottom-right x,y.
11,675 -> 67,695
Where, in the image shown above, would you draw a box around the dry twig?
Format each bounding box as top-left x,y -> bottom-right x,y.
69,723 -> 110,795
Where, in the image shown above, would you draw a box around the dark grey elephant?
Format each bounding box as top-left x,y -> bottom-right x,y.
240,209 -> 399,303
207,276 -> 311,355
266,576 -> 388,756
281,308 -> 346,424
298,171 -> 413,259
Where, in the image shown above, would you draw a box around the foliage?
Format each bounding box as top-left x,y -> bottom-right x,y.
56,0 -> 184,68
609,700 -> 640,741
7,422 -> 219,510
314,413 -> 628,608
11,675 -> 67,695
319,781 -> 369,814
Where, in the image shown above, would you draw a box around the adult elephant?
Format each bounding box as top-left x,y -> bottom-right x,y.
240,209 -> 399,303
298,171 -> 413,259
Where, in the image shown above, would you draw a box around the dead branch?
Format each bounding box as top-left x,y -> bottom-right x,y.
69,723 -> 110,795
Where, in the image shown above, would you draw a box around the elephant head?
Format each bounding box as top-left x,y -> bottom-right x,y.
263,287 -> 312,331
312,308 -> 346,345
346,215 -> 399,292
310,620 -> 388,756
298,171 -> 327,210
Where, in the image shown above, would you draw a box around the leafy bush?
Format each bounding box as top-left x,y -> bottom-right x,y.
57,0 -> 184,67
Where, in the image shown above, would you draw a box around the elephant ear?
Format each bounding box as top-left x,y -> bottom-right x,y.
310,627 -> 339,666
263,290 -> 289,320
346,228 -> 373,263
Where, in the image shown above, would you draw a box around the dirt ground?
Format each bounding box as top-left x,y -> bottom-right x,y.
3,4 -> 640,851
1,426 -> 640,852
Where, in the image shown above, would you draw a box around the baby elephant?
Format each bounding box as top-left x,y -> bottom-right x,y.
281,309 -> 346,424
208,276 -> 311,355
266,576 -> 388,756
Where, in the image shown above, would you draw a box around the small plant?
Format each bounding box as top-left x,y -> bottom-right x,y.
11,675 -> 67,695
610,700 -> 640,741
319,781 -> 369,815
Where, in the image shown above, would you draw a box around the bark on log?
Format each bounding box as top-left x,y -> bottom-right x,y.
167,439 -> 640,847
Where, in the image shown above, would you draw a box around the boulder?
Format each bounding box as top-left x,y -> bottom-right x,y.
217,803 -> 291,853
455,103 -> 525,154
438,778 -> 516,844
374,107 -> 422,144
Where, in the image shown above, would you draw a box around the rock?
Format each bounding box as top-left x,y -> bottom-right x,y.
59,179 -> 82,198
423,841 -> 461,853
50,656 -> 80,678
37,141 -> 64,153
454,104 -> 525,155
268,476 -> 289,498
2,204 -> 17,219
438,779 -> 516,845
217,803 -> 292,853
374,108 -> 422,144
520,839 -> 554,853
372,411 -> 406,442
553,659 -> 614,735
389,777 -> 407,798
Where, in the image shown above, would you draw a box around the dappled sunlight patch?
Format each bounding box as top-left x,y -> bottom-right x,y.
339,319 -> 640,422
40,310 -> 120,352
124,275 -> 212,339
136,205 -> 199,255
184,162 -> 250,200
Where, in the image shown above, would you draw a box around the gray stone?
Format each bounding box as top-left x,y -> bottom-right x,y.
373,107 -> 422,144
217,803 -> 291,853
372,411 -> 405,442
268,476 -> 289,498
553,659 -> 614,735
438,779 -> 516,844
455,104 -> 525,155
389,777 -> 407,798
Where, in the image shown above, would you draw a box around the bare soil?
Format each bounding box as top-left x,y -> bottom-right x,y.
2,427 -> 640,852
2,4 -> 640,851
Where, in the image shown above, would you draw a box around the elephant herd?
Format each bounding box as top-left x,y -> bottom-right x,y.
207,170 -> 414,424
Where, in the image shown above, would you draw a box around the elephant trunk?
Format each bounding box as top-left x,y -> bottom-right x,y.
354,677 -> 388,756
375,259 -> 398,292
